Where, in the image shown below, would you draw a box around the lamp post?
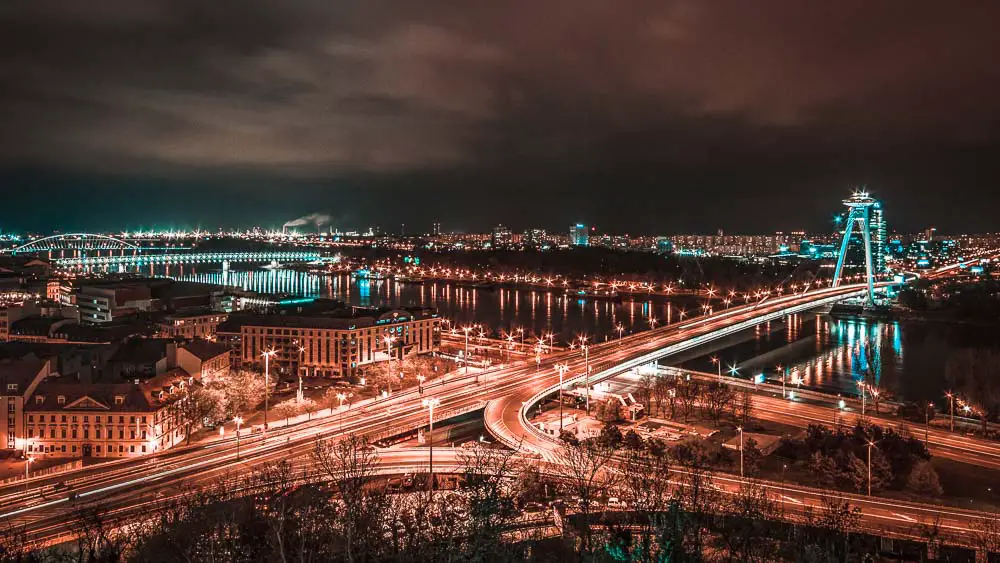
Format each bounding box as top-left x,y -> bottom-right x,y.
416,375 -> 425,394
616,324 -> 625,345
462,327 -> 473,376
422,398 -> 440,492
946,392 -> 955,432
578,335 -> 591,414
336,392 -> 350,430
296,346 -> 306,403
24,456 -> 34,493
778,364 -> 785,398
383,335 -> 396,394
234,416 -> 243,460
262,349 -> 276,437
711,356 -> 721,383
737,426 -> 744,478
925,402 -> 933,445
557,364 -> 568,434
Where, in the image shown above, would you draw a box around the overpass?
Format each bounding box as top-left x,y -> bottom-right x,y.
483,283 -> 885,459
53,250 -> 326,268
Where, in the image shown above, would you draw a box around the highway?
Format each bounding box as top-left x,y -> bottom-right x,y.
3,281 -> 994,550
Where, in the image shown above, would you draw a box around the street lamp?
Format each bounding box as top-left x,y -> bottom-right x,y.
462,326 -> 474,377
296,346 -> 306,402
737,426 -> 744,478
925,402 -> 933,445
945,391 -> 955,432
616,324 -> 625,345
416,374 -> 425,394
777,364 -> 785,398
234,416 -> 243,460
710,356 -> 721,383
578,335 -> 591,414
261,348 -> 276,437
422,398 -> 441,492
556,364 -> 569,434
383,335 -> 396,393
24,456 -> 34,493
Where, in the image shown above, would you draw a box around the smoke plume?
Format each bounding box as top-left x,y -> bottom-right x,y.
282,212 -> 332,231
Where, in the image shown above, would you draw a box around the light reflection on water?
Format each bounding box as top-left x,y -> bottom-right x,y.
143,265 -> 997,402
164,267 -> 702,345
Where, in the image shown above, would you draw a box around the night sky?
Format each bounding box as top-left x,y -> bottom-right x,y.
1,1 -> 999,234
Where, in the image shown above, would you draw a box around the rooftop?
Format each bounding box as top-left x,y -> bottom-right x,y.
180,338 -> 229,361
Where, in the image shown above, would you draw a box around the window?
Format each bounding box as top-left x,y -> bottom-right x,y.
35,396 -> 44,405
6,383 -> 16,392
57,396 -> 65,405
114,396 -> 124,405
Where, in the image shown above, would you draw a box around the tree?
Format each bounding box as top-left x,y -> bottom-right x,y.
458,443 -> 526,561
701,381 -> 735,424
620,446 -> 682,562
300,397 -> 319,420
946,348 -> 1000,433
720,479 -> 780,562
595,399 -> 623,423
622,429 -> 645,450
274,398 -> 300,425
742,436 -> 764,477
970,511 -> 1000,556
179,386 -> 225,445
311,434 -> 389,563
554,439 -> 618,556
653,376 -> 675,418
597,423 -> 623,449
735,388 -> 754,426
209,369 -> 266,417
907,460 -> 943,496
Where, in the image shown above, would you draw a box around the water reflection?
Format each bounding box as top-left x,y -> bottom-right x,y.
686,315 -> 908,399
162,267 -> 701,345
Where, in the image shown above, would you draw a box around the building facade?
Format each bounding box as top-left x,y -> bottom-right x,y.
570,224 -> 589,247
156,311 -> 229,339
219,307 -> 440,380
0,358 -> 51,451
23,371 -> 195,459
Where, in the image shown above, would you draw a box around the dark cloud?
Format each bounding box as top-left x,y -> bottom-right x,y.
1,1 -> 999,232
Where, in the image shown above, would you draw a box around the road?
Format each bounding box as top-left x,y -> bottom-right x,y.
5,282 -> 989,549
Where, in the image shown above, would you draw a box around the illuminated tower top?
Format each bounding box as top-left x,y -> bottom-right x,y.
843,190 -> 877,209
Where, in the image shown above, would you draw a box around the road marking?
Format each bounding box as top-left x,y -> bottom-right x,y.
780,495 -> 803,505
892,512 -> 916,522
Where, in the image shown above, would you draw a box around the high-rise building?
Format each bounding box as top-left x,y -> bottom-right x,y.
491,224 -> 512,247
870,202 -> 887,273
570,224 -> 589,247
523,228 -> 547,247
431,222 -> 441,236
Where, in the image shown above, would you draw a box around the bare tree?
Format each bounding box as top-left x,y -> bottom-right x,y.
700,381 -> 735,425
620,446 -> 678,561
719,479 -> 781,562
311,434 -> 388,563
554,439 -> 618,557
970,511 -> 1000,556
458,443 -> 527,561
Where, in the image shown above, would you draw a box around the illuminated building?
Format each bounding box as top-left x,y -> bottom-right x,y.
23,370 -> 197,458
0,358 -> 50,451
491,224 -> 513,248
832,190 -> 882,305
217,306 -> 440,379
522,228 -> 547,247
570,224 -> 589,247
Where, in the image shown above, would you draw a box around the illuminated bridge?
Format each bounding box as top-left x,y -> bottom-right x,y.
483,283 -> 883,459
53,250 -> 326,268
8,233 -> 138,254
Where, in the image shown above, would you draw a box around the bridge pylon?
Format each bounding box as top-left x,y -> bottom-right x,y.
832,190 -> 877,306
